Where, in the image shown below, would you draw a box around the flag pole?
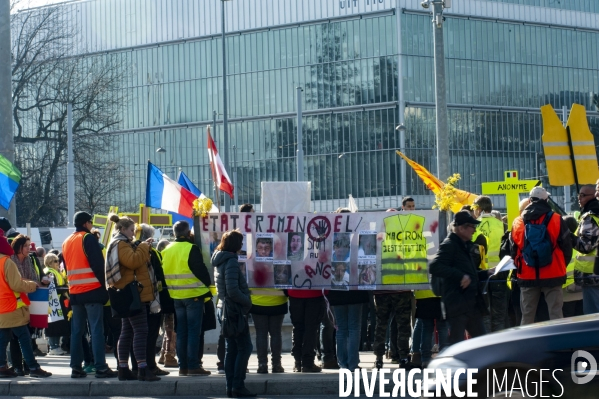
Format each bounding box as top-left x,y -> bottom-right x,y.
208,126 -> 221,212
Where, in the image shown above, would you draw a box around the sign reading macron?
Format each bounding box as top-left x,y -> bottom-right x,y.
196,211 -> 439,291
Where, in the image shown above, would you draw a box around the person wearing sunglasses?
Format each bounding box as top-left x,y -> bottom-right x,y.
571,185 -> 599,315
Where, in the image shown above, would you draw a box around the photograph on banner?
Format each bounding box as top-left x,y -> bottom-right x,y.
358,260 -> 377,289
381,213 -> 429,285
239,233 -> 248,260
255,233 -> 274,260
194,211 -> 440,290
332,233 -> 351,262
248,261 -> 274,287
358,231 -> 377,259
273,261 -> 292,287
239,262 -> 247,282
209,232 -> 224,257
287,232 -> 305,261
331,262 -> 350,290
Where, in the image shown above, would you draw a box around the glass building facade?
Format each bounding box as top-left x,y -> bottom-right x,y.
14,0 -> 599,214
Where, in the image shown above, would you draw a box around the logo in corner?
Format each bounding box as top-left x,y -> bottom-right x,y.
571,350 -> 597,385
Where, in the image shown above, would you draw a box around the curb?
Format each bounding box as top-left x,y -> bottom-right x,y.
0,374 -> 341,396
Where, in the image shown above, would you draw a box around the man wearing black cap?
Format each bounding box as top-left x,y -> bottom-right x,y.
62,211 -> 116,379
0,218 -> 17,240
430,211 -> 495,345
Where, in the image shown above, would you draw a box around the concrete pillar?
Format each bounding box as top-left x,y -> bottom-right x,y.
0,0 -> 16,225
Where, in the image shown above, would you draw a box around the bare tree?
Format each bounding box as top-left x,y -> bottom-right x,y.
11,2 -> 131,226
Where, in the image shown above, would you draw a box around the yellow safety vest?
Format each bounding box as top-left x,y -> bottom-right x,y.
573,213 -> 599,274
472,215 -> 504,268
250,288 -> 288,307
414,289 -> 437,300
161,241 -> 209,299
43,267 -> 66,286
381,214 -> 429,285
563,255 -> 578,289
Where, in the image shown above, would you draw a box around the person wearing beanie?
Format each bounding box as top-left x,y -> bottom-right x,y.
62,211 -> 117,379
0,229 -> 51,378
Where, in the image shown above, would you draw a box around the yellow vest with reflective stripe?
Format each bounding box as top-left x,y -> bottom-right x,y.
414,289 -> 437,299
161,241 -> 209,299
573,213 -> 599,274
381,214 -> 429,285
472,216 -> 504,268
563,255 -> 578,289
250,288 -> 288,307
43,267 -> 66,286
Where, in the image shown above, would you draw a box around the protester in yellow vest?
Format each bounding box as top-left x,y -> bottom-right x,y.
161,221 -> 212,377
43,252 -> 71,356
0,228 -> 51,378
249,287 -> 288,373
472,196 -> 509,332
571,185 -> 599,315
561,216 -> 583,317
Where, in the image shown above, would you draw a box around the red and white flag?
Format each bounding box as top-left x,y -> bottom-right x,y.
207,126 -> 234,198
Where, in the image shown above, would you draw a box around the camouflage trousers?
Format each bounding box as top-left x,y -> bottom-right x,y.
373,292 -> 412,359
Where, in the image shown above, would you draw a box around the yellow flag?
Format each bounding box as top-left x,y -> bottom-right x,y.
396,151 -> 477,213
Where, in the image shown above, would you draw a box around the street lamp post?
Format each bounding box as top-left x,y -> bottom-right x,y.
396,124 -> 407,198
422,0 -> 451,182
221,0 -> 232,212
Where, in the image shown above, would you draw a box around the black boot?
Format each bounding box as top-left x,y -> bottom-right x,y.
138,367 -> 161,382
118,366 -> 137,381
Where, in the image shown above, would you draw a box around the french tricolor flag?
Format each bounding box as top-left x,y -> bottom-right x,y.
145,162 -> 198,217
28,287 -> 49,329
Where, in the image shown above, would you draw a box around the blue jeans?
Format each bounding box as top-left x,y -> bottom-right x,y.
582,286 -> 599,315
71,303 -> 108,371
0,325 -> 38,369
333,304 -> 362,370
174,298 -> 203,370
225,325 -> 252,390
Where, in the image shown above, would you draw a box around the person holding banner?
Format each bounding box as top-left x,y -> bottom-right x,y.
0,229 -> 52,378
43,253 -> 70,356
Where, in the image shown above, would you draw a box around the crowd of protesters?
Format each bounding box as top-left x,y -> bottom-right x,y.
0,180 -> 595,396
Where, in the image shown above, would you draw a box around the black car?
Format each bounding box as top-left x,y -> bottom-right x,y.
421,315 -> 599,398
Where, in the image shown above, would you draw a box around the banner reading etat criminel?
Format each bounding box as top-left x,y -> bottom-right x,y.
196,211 -> 440,291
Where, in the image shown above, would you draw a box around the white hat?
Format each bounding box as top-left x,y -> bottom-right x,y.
529,186 -> 550,200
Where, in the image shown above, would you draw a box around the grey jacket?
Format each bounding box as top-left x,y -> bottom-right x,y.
212,250 -> 252,314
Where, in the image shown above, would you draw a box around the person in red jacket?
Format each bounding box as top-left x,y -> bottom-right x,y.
510,187 -> 572,325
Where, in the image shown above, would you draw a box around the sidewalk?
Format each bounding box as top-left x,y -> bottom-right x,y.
0,352 -> 400,396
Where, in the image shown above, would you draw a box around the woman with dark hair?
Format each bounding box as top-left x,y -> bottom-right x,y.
105,215 -> 159,382
212,230 -> 255,398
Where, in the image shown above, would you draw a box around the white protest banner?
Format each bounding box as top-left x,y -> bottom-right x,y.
196,211 -> 440,291
47,281 -> 64,323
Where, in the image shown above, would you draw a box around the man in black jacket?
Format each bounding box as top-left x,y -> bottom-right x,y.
430,211 -> 494,345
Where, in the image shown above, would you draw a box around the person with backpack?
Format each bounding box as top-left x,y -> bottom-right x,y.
429,211 -> 495,345
510,187 -> 572,325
